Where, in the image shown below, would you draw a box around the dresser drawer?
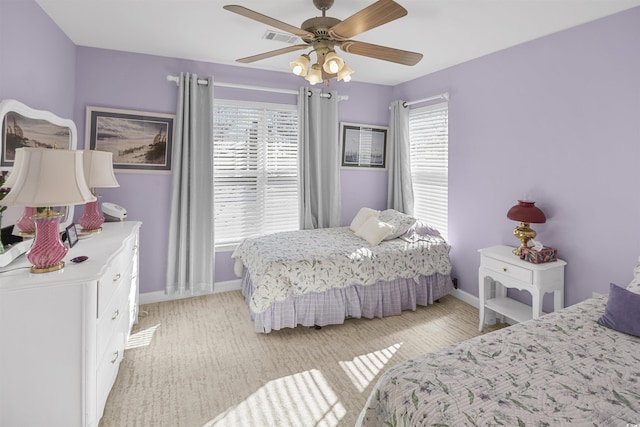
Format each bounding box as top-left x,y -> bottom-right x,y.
96,312 -> 129,418
482,256 -> 532,284
97,278 -> 130,358
97,236 -> 135,317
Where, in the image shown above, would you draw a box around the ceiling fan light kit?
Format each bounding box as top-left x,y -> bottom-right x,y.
224,0 -> 422,86
290,53 -> 311,76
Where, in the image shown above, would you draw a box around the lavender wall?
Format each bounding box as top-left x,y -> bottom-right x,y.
393,7 -> 640,309
0,0 -> 76,119
73,48 -> 392,293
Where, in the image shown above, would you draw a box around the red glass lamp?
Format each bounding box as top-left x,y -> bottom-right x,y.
0,148 -> 95,273
79,150 -> 119,233
506,200 -> 546,255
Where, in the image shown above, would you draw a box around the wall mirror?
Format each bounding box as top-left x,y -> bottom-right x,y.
0,99 -> 78,265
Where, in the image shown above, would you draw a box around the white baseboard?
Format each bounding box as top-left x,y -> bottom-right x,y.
139,279 -> 242,305
449,288 -> 479,308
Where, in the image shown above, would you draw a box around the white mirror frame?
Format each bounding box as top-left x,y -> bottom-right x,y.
0,99 -> 78,266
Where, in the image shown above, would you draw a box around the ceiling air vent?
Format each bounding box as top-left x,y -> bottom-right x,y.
263,30 -> 299,44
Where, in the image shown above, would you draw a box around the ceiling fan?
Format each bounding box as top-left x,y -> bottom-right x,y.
223,0 -> 423,84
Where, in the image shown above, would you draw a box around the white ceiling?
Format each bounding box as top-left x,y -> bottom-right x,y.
36,0 -> 640,86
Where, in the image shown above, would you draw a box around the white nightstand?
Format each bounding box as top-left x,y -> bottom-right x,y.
478,245 -> 566,332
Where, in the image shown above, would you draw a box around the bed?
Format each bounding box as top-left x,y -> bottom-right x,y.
357,257 -> 640,426
232,208 -> 454,333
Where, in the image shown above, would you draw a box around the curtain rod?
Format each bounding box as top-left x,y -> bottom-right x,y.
403,92 -> 449,107
166,75 -> 348,100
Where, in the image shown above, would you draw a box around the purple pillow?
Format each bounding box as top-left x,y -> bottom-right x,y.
597,283 -> 640,337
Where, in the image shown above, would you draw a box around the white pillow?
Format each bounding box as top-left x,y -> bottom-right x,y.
355,216 -> 394,245
379,209 -> 417,240
626,256 -> 640,294
349,207 -> 379,232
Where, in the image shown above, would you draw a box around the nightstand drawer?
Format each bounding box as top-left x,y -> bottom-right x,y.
482,256 -> 532,284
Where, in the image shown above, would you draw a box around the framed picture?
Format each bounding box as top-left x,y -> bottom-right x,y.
86,106 -> 175,174
65,223 -> 78,248
340,122 -> 388,169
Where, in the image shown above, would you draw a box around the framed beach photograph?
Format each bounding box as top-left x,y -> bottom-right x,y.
340,122 -> 388,169
86,106 -> 175,173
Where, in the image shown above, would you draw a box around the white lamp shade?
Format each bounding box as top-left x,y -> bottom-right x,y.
306,64 -> 323,85
83,150 -> 119,189
337,63 -> 354,82
322,51 -> 344,74
0,148 -> 96,207
3,148 -> 23,188
289,54 -> 310,77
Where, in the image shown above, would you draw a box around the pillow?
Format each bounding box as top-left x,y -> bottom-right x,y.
354,216 -> 394,246
378,209 -> 417,240
349,207 -> 379,232
597,283 -> 640,337
400,220 -> 442,242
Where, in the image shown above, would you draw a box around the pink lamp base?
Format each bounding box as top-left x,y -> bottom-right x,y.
27,214 -> 68,273
79,200 -> 104,233
16,206 -> 37,235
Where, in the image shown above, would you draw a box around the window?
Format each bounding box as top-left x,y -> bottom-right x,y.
213,100 -> 299,249
408,101 -> 449,240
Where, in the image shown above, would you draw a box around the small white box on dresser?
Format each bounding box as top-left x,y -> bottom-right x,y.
0,221 -> 141,427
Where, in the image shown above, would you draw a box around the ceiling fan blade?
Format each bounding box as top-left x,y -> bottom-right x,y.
329,0 -> 407,40
224,5 -> 314,40
339,41 -> 423,66
236,44 -> 309,63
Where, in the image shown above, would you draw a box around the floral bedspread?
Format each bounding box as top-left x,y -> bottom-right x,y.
232,227 -> 451,313
357,295 -> 640,426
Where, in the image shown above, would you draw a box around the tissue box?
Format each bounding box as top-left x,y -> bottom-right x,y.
520,246 -> 558,264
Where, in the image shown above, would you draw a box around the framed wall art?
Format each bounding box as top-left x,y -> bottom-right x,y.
86,106 -> 175,173
340,122 -> 388,169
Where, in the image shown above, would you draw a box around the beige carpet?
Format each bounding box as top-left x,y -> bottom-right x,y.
100,291 -> 505,427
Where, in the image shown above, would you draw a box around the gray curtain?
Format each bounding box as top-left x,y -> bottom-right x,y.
298,87 -> 342,229
166,72 -> 215,295
387,100 -> 414,215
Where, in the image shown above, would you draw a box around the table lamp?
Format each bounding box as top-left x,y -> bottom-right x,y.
506,200 -> 546,256
0,148 -> 96,273
79,150 -> 119,233
3,148 -> 37,236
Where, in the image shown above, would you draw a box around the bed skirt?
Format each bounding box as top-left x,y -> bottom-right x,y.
241,272 -> 454,333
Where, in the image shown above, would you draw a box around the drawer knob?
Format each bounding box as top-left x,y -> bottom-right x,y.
111,309 -> 120,320
502,267 -> 507,272
113,273 -> 121,282
110,350 -> 119,364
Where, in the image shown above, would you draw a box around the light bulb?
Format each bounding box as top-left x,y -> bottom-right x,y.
289,54 -> 310,77
306,64 -> 323,85
322,51 -> 344,75
337,63 -> 354,82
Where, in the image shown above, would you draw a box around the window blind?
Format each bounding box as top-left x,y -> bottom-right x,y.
408,101 -> 449,240
213,100 -> 299,248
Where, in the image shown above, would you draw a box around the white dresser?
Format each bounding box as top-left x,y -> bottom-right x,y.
0,221 -> 141,427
